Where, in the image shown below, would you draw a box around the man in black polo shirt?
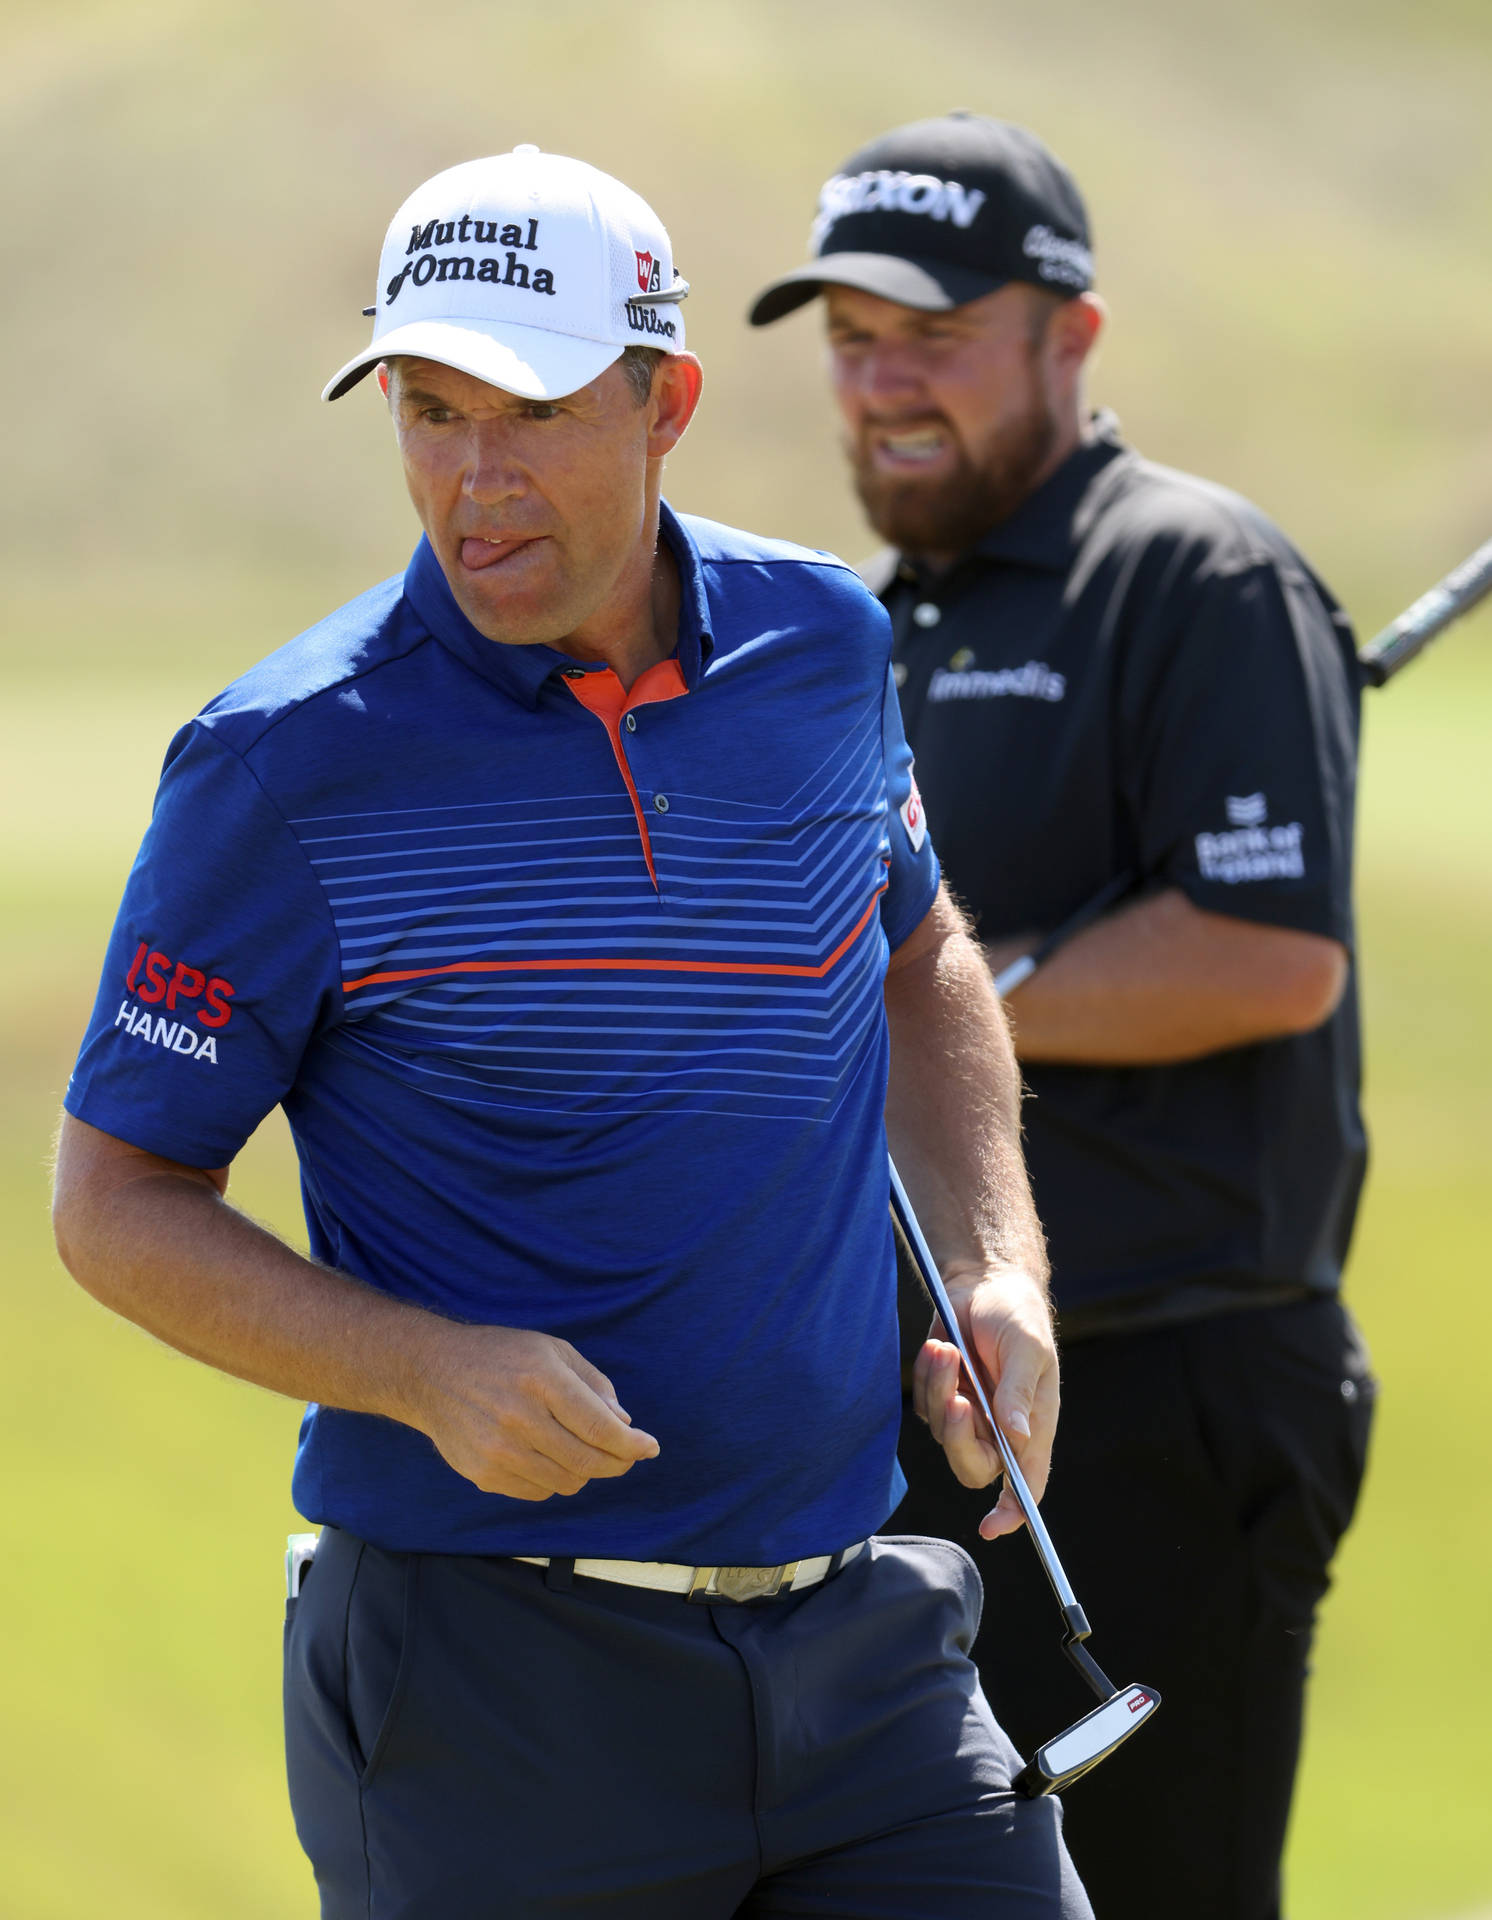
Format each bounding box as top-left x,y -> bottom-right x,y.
751,113 -> 1376,1920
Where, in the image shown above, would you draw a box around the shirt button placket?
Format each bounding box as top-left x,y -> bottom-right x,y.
622,709 -> 669,888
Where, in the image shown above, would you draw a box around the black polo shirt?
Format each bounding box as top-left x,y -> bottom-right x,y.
870,414 -> 1366,1337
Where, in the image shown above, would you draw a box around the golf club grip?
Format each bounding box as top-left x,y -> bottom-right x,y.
1358,534 -> 1492,686
886,1157 -> 1081,1615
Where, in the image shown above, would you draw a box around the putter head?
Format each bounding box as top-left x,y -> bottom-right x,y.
1012,1683 -> 1160,1798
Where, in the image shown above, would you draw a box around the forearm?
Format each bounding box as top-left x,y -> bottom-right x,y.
885,890 -> 1057,1525
53,1119 -> 436,1425
992,887 -> 1348,1064
884,891 -> 1047,1291
53,1100 -> 658,1502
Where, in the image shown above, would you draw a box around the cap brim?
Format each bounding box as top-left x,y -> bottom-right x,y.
322,317 -> 625,403
748,253 -> 1005,326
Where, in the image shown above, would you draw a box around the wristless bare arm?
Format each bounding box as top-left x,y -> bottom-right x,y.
993,887 -> 1348,1064
51,1113 -> 658,1499
883,884 -> 1056,1540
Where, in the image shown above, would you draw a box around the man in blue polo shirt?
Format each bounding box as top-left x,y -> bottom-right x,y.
52,149 -> 1088,1917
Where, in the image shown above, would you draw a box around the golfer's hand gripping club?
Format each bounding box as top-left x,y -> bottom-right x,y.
889,1156 -> 1161,1795
891,1162 -> 1074,1597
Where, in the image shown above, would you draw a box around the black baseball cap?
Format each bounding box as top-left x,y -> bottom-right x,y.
749,112 -> 1092,326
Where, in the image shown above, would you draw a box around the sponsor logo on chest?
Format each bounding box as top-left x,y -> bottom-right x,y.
926,655 -> 1066,703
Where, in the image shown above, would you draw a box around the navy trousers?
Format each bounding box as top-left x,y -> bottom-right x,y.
284,1528 -> 1092,1918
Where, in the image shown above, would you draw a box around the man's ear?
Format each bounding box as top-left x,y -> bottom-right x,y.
376,362 -> 391,400
1047,293 -> 1105,377
645,353 -> 704,459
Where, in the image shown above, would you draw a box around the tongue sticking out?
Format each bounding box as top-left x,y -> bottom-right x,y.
461,536 -> 529,571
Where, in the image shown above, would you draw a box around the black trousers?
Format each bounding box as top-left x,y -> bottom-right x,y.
891,1297 -> 1375,1920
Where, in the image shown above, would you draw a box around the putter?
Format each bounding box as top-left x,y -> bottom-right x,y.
888,1157 -> 1160,1796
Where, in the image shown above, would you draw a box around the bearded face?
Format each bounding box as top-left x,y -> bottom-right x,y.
825,283 -> 1070,566
846,380 -> 1058,556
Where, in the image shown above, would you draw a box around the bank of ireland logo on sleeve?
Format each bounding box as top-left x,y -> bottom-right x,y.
1196,793 -> 1305,883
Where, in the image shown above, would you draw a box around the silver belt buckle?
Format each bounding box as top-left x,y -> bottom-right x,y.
689,1561 -> 798,1604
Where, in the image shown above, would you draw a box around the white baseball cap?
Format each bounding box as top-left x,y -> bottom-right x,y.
323,145 -> 688,403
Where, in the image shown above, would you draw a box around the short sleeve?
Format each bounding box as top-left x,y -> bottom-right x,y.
64,722 -> 344,1167
1121,555 -> 1359,944
879,661 -> 942,949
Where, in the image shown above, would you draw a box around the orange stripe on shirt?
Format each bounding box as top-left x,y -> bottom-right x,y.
342,880 -> 890,993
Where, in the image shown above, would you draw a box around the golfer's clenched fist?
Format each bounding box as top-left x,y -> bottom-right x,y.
404,1323 -> 660,1501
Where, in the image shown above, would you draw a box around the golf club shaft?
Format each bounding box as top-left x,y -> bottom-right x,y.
989,535 -> 1492,992
1357,534 -> 1492,686
887,1157 -> 1080,1615
991,870 -> 1136,998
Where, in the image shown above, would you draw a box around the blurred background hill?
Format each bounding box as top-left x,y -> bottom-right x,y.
3,1 -> 1490,1914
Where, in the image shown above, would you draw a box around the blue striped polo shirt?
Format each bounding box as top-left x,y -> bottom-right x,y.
66,503 -> 941,1562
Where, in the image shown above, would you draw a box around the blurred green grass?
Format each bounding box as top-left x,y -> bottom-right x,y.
4,0 -> 1491,1914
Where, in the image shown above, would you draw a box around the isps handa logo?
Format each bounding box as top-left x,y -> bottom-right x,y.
113,941 -> 235,1066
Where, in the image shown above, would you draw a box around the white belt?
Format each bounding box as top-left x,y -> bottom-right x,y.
514,1540 -> 865,1604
